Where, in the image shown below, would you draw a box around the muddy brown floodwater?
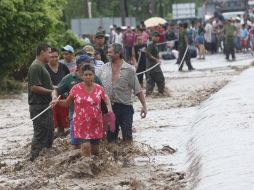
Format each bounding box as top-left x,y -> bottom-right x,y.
0,63 -> 244,190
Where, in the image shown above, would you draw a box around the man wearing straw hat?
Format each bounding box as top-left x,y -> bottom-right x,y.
27,43 -> 54,161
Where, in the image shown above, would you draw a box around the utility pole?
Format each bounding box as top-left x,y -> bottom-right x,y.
159,0 -> 163,18
88,0 -> 92,18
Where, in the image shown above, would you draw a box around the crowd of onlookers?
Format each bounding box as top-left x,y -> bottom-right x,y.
77,14 -> 254,64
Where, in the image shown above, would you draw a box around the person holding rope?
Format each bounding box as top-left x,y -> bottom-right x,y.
178,23 -> 195,72
97,43 -> 147,143
132,35 -> 147,88
28,43 -> 54,161
146,31 -> 165,96
51,54 -> 103,149
51,64 -> 113,157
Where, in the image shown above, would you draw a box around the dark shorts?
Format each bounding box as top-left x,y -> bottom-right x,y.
75,139 -> 101,145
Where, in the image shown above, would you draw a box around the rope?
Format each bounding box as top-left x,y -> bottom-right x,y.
178,46 -> 189,70
156,39 -> 179,46
136,50 -> 142,67
136,62 -> 160,76
0,95 -> 60,136
134,46 -> 161,76
0,122 -> 28,136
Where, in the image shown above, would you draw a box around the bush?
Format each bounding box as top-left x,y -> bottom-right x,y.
0,0 -> 67,81
46,29 -> 85,51
0,79 -> 24,95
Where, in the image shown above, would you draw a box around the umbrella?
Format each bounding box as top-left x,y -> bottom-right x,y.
144,17 -> 167,28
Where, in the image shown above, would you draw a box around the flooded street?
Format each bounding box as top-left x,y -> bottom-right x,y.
0,53 -> 253,189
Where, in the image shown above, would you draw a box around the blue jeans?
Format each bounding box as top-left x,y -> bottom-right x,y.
107,103 -> 134,142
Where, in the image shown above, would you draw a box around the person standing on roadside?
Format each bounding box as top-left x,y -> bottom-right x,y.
178,23 -> 195,71
97,43 -> 147,143
223,19 -> 237,61
27,43 -> 54,161
60,45 -> 76,73
45,48 -> 70,137
146,31 -> 165,96
204,18 -> 213,53
239,24 -> 249,53
195,22 -> 206,59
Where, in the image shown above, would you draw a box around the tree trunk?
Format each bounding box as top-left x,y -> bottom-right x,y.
159,0 -> 163,18
124,0 -> 128,17
120,0 -> 126,26
83,0 -> 89,18
150,0 -> 157,17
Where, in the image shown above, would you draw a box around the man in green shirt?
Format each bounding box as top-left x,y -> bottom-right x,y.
28,43 -> 54,161
146,31 -> 165,96
52,54 -> 103,149
178,23 -> 195,71
223,19 -> 237,61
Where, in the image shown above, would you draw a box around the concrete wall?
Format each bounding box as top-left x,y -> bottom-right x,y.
186,68 -> 254,190
71,17 -> 136,35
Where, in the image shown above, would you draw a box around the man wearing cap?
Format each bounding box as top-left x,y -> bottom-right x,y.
146,31 -> 165,96
83,44 -> 104,72
28,43 -> 54,161
60,45 -> 76,73
97,43 -> 147,143
52,54 -> 103,149
93,32 -> 108,63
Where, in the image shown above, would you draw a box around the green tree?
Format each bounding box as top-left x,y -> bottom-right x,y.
0,0 -> 67,81
63,0 -> 203,25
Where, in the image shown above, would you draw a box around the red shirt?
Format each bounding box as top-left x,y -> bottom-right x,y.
123,31 -> 136,47
70,83 -> 106,139
156,27 -> 165,43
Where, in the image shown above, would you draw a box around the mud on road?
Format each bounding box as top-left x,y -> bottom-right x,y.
0,64 -> 243,190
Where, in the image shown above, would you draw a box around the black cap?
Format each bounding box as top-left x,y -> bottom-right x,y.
95,32 -> 105,38
152,31 -> 160,37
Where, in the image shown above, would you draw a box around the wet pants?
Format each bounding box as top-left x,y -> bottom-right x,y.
29,105 -> 54,159
225,37 -> 235,59
178,47 -> 193,70
146,71 -> 165,95
107,103 -> 134,142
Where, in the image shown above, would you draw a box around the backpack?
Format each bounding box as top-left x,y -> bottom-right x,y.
162,50 -> 176,60
188,45 -> 197,58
